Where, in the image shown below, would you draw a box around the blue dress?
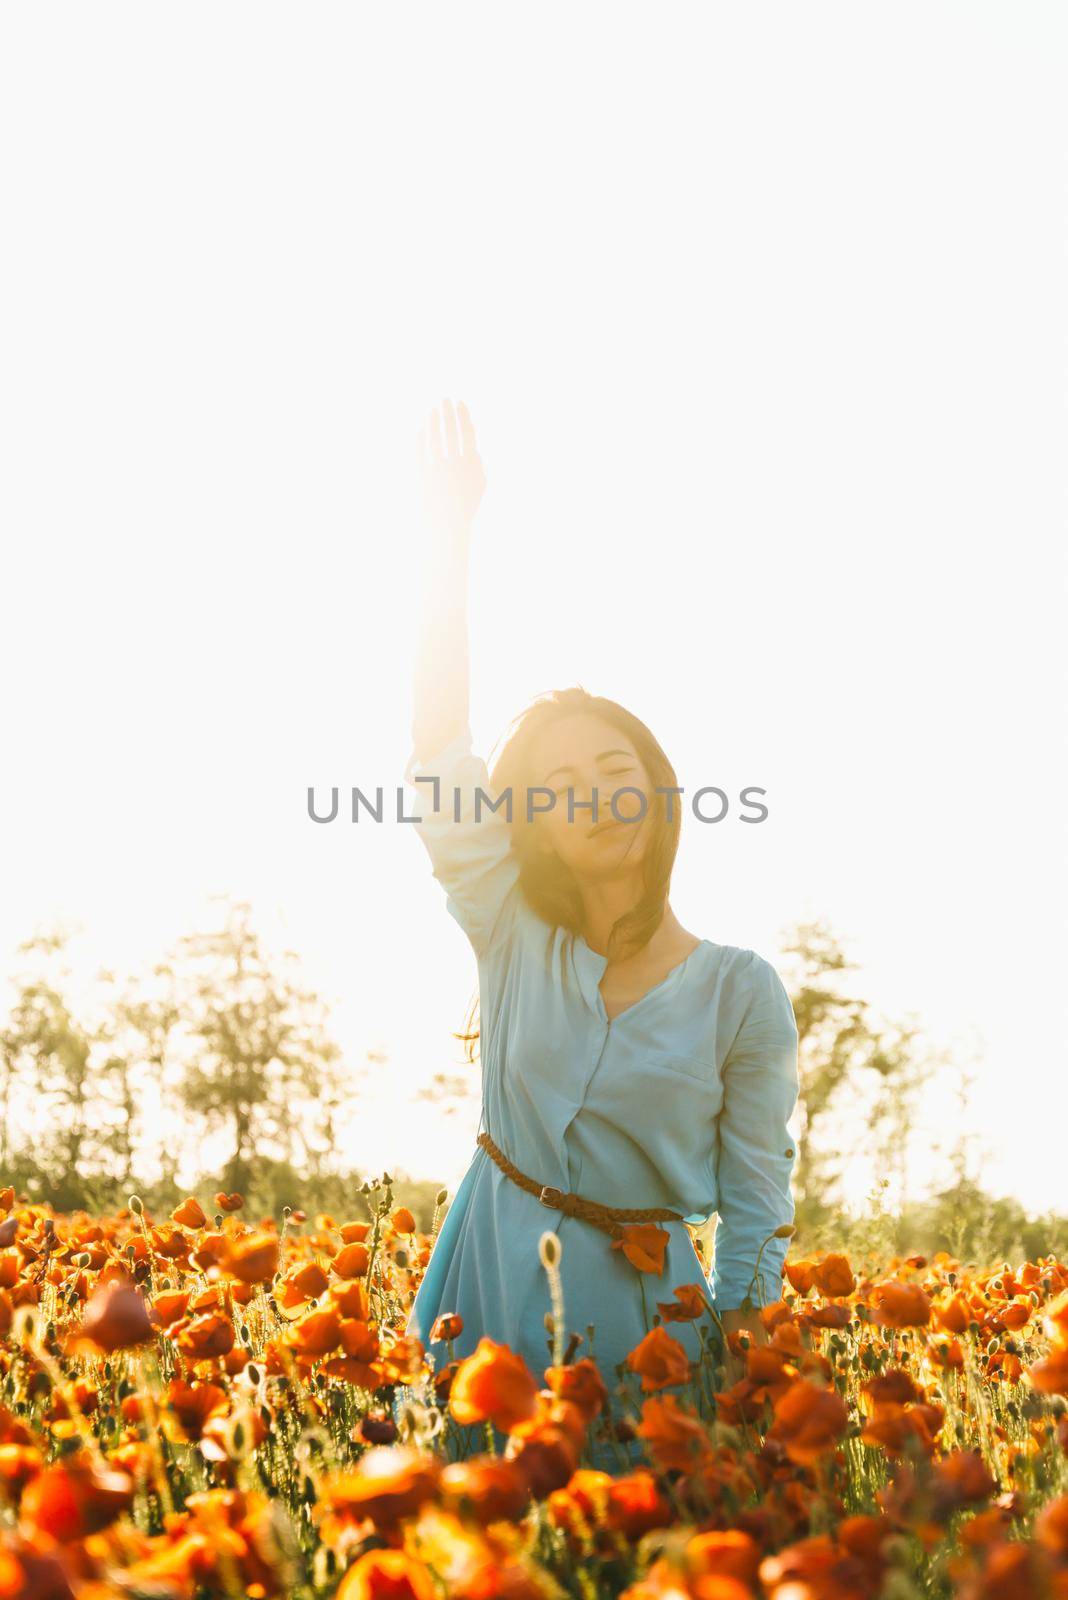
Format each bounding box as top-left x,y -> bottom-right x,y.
397,725 -> 800,1465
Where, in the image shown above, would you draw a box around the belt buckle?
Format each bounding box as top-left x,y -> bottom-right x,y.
539,1185 -> 564,1207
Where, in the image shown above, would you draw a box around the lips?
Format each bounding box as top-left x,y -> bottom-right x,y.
587,817 -> 629,839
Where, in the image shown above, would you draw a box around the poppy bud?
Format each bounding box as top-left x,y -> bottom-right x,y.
360,1415 -> 399,1445
539,1232 -> 561,1270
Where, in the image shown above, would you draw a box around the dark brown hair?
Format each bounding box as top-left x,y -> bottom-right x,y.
455,686 -> 684,1064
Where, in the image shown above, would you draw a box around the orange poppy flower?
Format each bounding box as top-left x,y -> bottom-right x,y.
508,1392 -> 588,1457
806,1300 -> 853,1329
320,1355 -> 379,1386
625,1326 -> 693,1392
151,1225 -> 191,1262
73,1279 -> 154,1354
172,1197 -> 207,1230
543,1357 -> 608,1423
655,1283 -> 711,1322
449,1337 -> 539,1431
864,1367 -> 920,1406
930,1450 -> 998,1518
439,1459 -> 531,1525
546,1467 -> 611,1538
611,1223 -> 670,1275
319,1318 -> 382,1395
160,1381 -> 229,1443
340,1318 -> 380,1360
935,1291 -> 974,1335
1035,1493 -> 1068,1556
869,1280 -> 932,1329
767,1377 -> 850,1466
404,1505 -> 545,1600
861,1401 -> 944,1458
503,1420 -> 579,1500
336,1548 -> 436,1600
929,1334 -> 966,1373
317,1447 -> 442,1534
177,1312 -> 236,1361
19,1458 -> 134,1541
784,1257 -> 820,1296
330,1279 -> 371,1321
636,1394 -> 715,1475
374,1336 -> 425,1386
1026,1344 -> 1068,1396
150,1290 -> 191,1328
289,1262 -> 330,1301
287,1307 -> 343,1358
757,1534 -> 851,1595
430,1312 -> 464,1343
221,1231 -> 279,1285
684,1529 -> 763,1586
332,1243 -> 370,1280
1041,1289 -> 1068,1346
605,1471 -> 674,1539
812,1253 -> 856,1298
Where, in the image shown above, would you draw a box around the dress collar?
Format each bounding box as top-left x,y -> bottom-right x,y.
570,930 -> 610,1023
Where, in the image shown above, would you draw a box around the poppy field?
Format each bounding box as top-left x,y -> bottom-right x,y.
0,1181 -> 1066,1600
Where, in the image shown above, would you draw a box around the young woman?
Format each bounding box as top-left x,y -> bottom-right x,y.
401,397 -> 799,1465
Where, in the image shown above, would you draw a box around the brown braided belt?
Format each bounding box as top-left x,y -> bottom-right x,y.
476,1130 -> 683,1240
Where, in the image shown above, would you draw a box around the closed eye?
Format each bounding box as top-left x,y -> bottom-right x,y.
551,767 -> 634,796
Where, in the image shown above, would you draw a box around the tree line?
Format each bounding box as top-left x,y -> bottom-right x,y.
1,900 -> 1063,1265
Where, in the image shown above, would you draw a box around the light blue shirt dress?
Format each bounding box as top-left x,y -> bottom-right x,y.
398,726 -> 800,1460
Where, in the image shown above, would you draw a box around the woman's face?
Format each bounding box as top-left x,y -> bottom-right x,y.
525,713 -> 653,878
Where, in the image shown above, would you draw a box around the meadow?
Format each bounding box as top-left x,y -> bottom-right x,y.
2,905 -> 1067,1595
0,1176 -> 1066,1600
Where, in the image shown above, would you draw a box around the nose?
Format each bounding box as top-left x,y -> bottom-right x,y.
560,773 -> 598,821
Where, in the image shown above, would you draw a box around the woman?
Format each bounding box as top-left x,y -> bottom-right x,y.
400,397 -> 799,1466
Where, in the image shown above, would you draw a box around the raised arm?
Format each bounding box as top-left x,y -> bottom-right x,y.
411,399 -> 485,765
405,400 -> 523,962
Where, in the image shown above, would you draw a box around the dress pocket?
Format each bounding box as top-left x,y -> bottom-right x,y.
650,1052 -> 715,1085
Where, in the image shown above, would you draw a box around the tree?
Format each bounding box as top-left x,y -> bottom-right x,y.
0,932 -> 100,1209
779,918 -> 935,1238
169,898 -> 347,1193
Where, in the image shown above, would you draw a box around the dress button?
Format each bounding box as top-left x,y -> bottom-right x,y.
784,1147 -> 794,1158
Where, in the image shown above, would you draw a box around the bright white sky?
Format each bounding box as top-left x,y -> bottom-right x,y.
1,6 -> 1065,1215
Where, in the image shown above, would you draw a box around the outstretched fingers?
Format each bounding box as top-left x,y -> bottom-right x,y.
441,397 -> 461,459
457,399 -> 477,457
427,406 -> 444,463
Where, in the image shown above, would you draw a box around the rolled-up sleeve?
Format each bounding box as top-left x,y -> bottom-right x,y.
404,725 -> 524,962
709,954 -> 800,1313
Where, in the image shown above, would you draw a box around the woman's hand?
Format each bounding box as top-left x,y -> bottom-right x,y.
418,398 -> 487,538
